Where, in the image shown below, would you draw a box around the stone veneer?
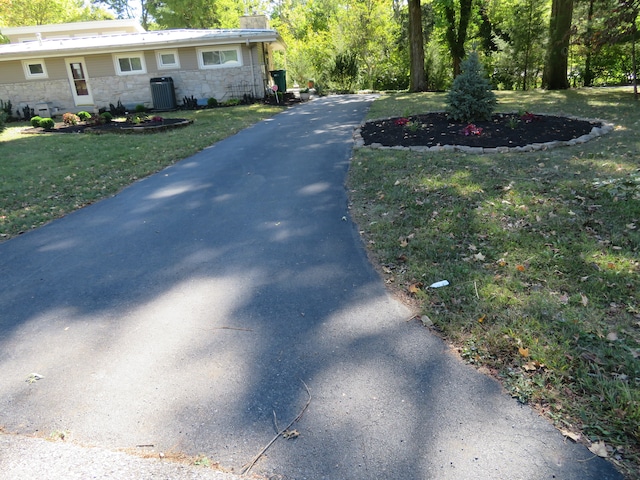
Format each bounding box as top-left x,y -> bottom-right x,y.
0,65 -> 264,116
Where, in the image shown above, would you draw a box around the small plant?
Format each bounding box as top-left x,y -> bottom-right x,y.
0,99 -> 12,119
520,111 -> 539,123
77,111 -> 92,121
207,97 -> 218,108
182,95 -> 198,110
394,117 -> 410,126
135,104 -> 147,113
193,455 -> 211,467
150,116 -> 164,123
127,112 -> 149,124
109,100 -> 126,117
406,121 -> 423,132
0,111 -> 6,134
462,123 -> 483,136
223,98 -> 241,107
446,51 -> 497,123
62,113 -> 80,125
22,105 -> 34,120
39,117 -> 55,130
99,112 -> 113,123
30,116 -> 43,128
507,116 -> 520,129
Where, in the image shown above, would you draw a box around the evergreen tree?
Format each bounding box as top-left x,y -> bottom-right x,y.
446,51 -> 496,122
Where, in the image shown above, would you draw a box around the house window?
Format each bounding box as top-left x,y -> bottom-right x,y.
156,50 -> 180,69
22,59 -> 48,79
113,52 -> 147,75
197,47 -> 242,69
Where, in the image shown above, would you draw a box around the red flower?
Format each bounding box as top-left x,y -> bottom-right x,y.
394,117 -> 410,126
462,124 -> 483,136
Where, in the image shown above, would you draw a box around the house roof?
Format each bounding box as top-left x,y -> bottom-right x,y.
0,27 -> 285,62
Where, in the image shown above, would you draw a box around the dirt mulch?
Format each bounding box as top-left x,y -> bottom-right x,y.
360,112 -> 601,149
22,118 -> 192,135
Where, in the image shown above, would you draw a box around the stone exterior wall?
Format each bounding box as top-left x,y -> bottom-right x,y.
0,51 -> 267,116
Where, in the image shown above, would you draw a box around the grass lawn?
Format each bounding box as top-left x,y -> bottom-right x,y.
0,103 -> 283,240
349,87 -> 639,479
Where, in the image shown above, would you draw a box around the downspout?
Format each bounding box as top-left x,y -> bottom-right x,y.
246,39 -> 256,98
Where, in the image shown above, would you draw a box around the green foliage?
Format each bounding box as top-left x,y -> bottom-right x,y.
446,51 -> 497,122
30,116 -> 43,128
182,95 -> 198,110
135,104 -> 147,113
77,111 -> 92,121
100,112 -> 113,123
330,51 -> 359,92
39,117 -> 55,130
0,100 -> 12,119
207,97 -> 218,108
2,0 -> 114,26
0,112 -> 6,135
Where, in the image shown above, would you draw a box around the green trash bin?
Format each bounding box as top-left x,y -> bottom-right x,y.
270,70 -> 287,93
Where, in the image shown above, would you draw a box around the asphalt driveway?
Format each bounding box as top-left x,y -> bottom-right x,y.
0,96 -> 622,479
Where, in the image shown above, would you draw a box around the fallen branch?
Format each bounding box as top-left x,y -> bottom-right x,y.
241,380 -> 311,475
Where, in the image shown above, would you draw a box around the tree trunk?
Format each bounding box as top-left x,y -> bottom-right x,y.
543,0 -> 574,89
444,0 -> 473,77
409,0 -> 427,91
583,0 -> 596,86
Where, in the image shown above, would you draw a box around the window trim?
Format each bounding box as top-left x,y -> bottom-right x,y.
156,49 -> 180,70
22,59 -> 48,79
197,46 -> 242,69
113,52 -> 147,76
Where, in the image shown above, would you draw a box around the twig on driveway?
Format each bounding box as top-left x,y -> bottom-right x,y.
240,380 -> 311,475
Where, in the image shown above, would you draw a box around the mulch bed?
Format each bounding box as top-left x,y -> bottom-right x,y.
22,118 -> 192,135
360,112 -> 601,148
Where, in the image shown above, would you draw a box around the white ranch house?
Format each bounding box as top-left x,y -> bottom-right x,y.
0,16 -> 285,117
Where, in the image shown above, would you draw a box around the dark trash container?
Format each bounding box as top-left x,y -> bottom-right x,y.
270,70 -> 287,93
150,77 -> 177,111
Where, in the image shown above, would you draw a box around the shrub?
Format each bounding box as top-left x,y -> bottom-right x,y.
77,111 -> 91,121
30,116 -> 43,128
39,117 -> 55,130
109,100 -> 126,117
100,112 -> 113,123
1,99 -> 12,119
62,112 -> 80,125
207,97 -> 218,108
0,111 -> 6,134
135,104 -> 147,113
446,51 -> 497,123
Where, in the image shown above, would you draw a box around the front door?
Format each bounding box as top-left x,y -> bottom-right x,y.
65,57 -> 94,106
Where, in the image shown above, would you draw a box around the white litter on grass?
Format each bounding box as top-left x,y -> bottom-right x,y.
428,280 -> 449,288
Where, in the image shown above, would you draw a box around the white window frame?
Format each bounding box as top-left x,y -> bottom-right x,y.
113,52 -> 147,75
197,46 -> 242,69
156,49 -> 180,70
22,59 -> 48,79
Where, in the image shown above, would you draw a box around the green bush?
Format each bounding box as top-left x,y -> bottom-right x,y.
30,116 -> 43,128
77,111 -> 91,121
100,112 -> 113,123
207,97 -> 218,108
135,104 -> 147,112
39,117 -> 55,130
446,51 -> 497,123
0,111 -> 6,135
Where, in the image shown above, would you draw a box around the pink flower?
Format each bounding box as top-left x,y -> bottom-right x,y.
462,124 -> 483,136
394,117 -> 410,126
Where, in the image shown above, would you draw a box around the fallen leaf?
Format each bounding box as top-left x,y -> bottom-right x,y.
478,315 -> 486,324
580,293 -> 589,306
559,293 -> 569,305
607,262 -> 616,269
382,266 -> 393,274
516,264 -> 526,272
522,361 -> 537,371
394,180 -> 400,186
468,244 -> 477,251
408,282 -> 422,294
399,238 -> 409,247
606,332 -> 618,341
560,429 -> 581,442
283,429 -> 300,439
420,315 -> 433,327
518,347 -> 530,358
588,441 -> 608,458
26,373 -> 44,384
474,252 -> 486,261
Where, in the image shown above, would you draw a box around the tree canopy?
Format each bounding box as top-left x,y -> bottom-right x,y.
1,0 -> 636,92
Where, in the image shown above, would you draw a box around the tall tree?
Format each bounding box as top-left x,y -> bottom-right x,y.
542,0 -> 574,89
408,0 -> 426,91
437,0 -> 474,77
